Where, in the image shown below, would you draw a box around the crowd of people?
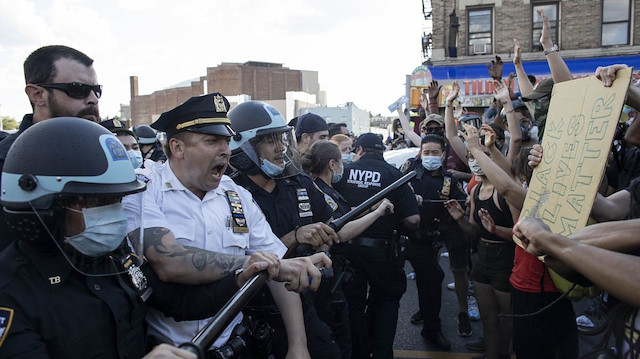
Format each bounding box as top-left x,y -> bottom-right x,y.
1,8 -> 640,359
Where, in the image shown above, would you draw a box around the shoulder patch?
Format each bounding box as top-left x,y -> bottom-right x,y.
136,173 -> 151,184
0,307 -> 14,348
400,159 -> 412,173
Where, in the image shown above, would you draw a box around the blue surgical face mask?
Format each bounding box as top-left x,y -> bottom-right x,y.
342,153 -> 354,164
64,203 -> 128,257
421,155 -> 442,171
260,158 -> 285,177
331,163 -> 344,183
127,149 -> 143,168
468,159 -> 485,176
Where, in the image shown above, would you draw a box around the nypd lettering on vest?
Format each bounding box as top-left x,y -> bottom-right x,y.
346,169 -> 382,188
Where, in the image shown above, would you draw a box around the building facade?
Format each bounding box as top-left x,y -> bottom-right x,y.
128,61 -> 322,126
300,102 -> 372,136
418,0 -> 640,107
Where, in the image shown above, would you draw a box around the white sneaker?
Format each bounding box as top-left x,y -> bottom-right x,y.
441,251 -> 449,258
446,282 -> 455,290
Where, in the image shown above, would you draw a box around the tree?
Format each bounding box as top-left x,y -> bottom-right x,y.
1,116 -> 18,131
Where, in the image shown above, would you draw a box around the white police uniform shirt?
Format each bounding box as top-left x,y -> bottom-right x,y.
122,161 -> 287,348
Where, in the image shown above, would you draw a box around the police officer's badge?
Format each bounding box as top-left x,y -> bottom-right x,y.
214,94 -> 227,112
0,307 -> 14,347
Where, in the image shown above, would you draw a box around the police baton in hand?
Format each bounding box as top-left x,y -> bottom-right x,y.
329,170 -> 416,231
178,271 -> 268,358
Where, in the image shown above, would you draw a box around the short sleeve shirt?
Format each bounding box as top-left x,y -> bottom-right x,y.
122,161 -> 286,347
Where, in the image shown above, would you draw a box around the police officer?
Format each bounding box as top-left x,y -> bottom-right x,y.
100,118 -> 144,169
295,113 -> 329,156
333,133 -> 420,359
227,101 -> 341,359
0,117 -> 271,359
133,124 -> 167,163
401,134 -> 470,350
121,94 -> 326,358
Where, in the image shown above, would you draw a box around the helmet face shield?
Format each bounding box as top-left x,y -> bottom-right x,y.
236,127 -> 302,179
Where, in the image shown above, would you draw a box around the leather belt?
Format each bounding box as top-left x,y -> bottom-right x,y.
349,237 -> 388,249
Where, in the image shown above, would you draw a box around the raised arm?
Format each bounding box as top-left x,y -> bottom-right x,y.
513,38 -> 534,97
396,103 -> 422,147
494,80 -> 522,163
426,80 -> 442,115
460,124 -> 527,209
443,81 -> 469,161
538,9 -> 572,83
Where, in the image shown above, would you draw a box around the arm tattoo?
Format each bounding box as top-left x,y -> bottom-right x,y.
131,227 -> 245,274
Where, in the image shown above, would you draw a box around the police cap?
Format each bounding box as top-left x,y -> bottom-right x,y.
152,93 -> 234,138
99,118 -> 136,138
354,133 -> 385,151
295,113 -> 328,138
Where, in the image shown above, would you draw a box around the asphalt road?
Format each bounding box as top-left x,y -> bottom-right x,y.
391,251 -> 606,359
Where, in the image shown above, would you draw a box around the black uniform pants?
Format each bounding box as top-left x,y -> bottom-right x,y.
344,244 -> 407,359
313,267 -> 352,359
405,239 -> 444,334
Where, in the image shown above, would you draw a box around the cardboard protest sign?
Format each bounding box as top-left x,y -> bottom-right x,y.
514,68 -> 632,246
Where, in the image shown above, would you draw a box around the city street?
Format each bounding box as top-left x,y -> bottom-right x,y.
392,252 -> 605,358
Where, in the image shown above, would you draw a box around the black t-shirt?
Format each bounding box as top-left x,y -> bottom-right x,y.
333,153 -> 419,239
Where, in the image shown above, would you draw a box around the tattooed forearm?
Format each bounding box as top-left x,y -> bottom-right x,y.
129,226 -> 246,282
180,246 -> 245,274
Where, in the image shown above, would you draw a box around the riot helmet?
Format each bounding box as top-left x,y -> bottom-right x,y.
228,101 -> 301,178
1,117 -> 146,275
133,125 -> 157,145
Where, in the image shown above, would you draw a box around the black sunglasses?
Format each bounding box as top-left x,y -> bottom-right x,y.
37,82 -> 102,99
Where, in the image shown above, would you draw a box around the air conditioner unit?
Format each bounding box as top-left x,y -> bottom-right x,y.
473,43 -> 487,55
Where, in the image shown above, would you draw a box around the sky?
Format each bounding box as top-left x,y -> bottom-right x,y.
0,0 -> 429,122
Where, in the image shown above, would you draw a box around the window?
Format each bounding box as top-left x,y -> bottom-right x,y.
532,2 -> 559,51
468,8 -> 492,55
602,0 -> 630,46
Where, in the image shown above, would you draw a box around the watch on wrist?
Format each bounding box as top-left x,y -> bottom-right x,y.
544,44 -> 559,56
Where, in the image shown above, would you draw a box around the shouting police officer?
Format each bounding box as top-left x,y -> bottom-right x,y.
333,133 -> 420,359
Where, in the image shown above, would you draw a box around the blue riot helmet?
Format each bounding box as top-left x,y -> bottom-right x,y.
1,117 -> 146,274
133,125 -> 157,145
228,101 -> 302,178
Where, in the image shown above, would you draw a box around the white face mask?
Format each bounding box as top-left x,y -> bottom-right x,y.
64,203 -> 129,257
127,149 -> 143,168
468,159 -> 485,176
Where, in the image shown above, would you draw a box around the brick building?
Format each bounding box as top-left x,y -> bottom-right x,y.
128,61 -> 322,126
417,0 -> 640,108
